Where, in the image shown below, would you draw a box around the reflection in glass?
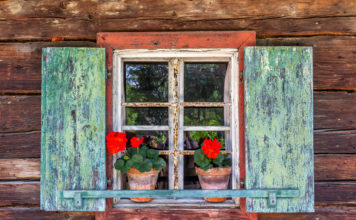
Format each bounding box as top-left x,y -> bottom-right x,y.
184,131 -> 226,150
184,63 -> 228,102
184,107 -> 224,126
126,107 -> 168,125
184,155 -> 200,189
125,63 -> 168,102
125,130 -> 169,150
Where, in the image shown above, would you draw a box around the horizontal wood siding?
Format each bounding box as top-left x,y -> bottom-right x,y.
0,0 -> 354,218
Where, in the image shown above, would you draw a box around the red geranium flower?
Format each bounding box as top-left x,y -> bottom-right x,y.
202,138 -> 221,159
131,136 -> 144,148
106,132 -> 127,154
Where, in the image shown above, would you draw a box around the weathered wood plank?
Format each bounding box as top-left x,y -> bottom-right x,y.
101,208 -> 257,220
258,36 -> 356,90
316,182 -> 356,205
41,48 -> 106,211
259,206 -> 356,220
0,207 -> 95,220
0,0 -> 355,40
0,159 -> 40,180
1,0 -> 355,20
315,155 -> 356,181
315,130 -> 356,154
244,47 -> 313,212
0,182 -> 40,206
0,42 -> 95,93
314,92 -> 356,130
0,96 -> 40,133
1,17 -> 354,41
0,131 -> 41,158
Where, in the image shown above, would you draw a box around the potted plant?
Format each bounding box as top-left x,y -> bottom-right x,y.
106,132 -> 167,202
194,138 -> 232,202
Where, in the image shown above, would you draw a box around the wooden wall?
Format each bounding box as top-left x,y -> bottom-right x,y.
0,0 -> 355,219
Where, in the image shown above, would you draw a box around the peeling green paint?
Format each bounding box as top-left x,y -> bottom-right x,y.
41,48 -> 106,211
244,47 -> 314,213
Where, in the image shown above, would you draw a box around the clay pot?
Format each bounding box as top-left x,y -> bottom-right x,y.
127,168 -> 159,202
195,166 -> 232,202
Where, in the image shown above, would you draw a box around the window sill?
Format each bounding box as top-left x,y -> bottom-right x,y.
113,198 -> 237,209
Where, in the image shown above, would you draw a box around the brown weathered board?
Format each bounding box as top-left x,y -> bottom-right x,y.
0,132 -> 41,158
0,42 -> 95,94
0,1 -> 355,40
244,47 -> 314,212
0,159 -> 40,180
41,48 -> 106,211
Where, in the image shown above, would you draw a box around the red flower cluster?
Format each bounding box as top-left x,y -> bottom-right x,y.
201,138 -> 221,159
130,136 -> 144,148
106,132 -> 127,154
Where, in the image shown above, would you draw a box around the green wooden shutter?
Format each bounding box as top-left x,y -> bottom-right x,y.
41,48 -> 106,211
244,47 -> 314,213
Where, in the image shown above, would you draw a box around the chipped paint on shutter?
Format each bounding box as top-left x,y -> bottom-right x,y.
41,48 -> 106,211
244,47 -> 314,212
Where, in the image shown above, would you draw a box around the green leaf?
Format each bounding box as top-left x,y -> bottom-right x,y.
139,146 -> 148,158
153,157 -> 166,171
147,148 -> 159,159
137,159 -> 152,173
132,154 -> 143,164
212,153 -> 224,167
114,159 -> 125,172
124,155 -> 130,160
194,149 -> 210,168
127,147 -> 137,157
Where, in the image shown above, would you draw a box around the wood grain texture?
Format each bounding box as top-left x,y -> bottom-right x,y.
0,42 -> 96,93
244,47 -> 314,212
314,130 -> 356,154
0,131 -> 40,158
0,159 -> 40,180
315,155 -> 356,181
0,207 -> 95,220
259,206 -> 356,220
0,0 -> 355,40
41,48 -> 106,211
258,36 -> 356,90
316,182 -> 356,205
101,208 -> 257,220
0,182 -> 40,207
0,96 -> 40,132
314,92 -> 356,130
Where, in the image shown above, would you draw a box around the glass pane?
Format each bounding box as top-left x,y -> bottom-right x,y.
126,107 -> 168,125
184,62 -> 228,102
184,155 -> 200,189
125,62 -> 168,102
125,130 -> 169,150
184,107 -> 224,126
184,131 -> 226,150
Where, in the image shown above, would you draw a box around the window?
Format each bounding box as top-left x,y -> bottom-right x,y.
112,49 -> 240,207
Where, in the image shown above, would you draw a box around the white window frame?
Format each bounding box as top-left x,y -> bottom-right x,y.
112,49 -> 239,207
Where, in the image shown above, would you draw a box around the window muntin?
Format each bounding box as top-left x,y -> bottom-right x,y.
113,49 -> 239,207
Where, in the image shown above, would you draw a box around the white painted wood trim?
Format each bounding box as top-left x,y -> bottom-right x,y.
183,126 -> 230,131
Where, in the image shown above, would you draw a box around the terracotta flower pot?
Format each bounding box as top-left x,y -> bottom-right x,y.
127,168 -> 160,202
195,166 -> 232,202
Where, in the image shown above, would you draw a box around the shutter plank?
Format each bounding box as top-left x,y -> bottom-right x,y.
41,48 -> 106,211
244,47 -> 314,212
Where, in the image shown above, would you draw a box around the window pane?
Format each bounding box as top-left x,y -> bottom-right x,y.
184,63 -> 228,102
125,130 -> 169,150
126,107 -> 168,125
125,62 -> 168,102
184,107 -> 224,126
184,131 -> 226,150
